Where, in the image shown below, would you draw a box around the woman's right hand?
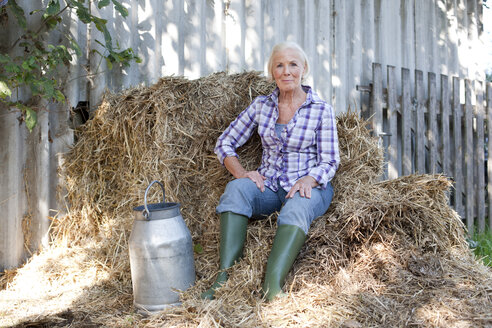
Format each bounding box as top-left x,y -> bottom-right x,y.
224,156 -> 266,192
240,170 -> 267,192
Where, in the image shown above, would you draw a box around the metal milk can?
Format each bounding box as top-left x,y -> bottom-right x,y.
129,180 -> 195,314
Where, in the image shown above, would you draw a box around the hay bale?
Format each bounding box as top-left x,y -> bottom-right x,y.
1,71 -> 491,328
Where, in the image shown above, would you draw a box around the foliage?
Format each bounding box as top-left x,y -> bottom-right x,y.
470,226 -> 492,267
0,0 -> 140,131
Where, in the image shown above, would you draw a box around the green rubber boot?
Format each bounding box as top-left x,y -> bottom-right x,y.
262,224 -> 306,302
201,212 -> 248,300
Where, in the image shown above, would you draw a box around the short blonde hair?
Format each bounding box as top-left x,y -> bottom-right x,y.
267,41 -> 310,82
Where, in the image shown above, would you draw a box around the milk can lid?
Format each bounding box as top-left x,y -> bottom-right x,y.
133,202 -> 181,221
133,180 -> 181,221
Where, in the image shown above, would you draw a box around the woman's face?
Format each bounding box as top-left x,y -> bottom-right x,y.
271,48 -> 305,93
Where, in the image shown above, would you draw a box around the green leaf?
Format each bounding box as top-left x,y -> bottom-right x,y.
102,25 -> 112,50
21,61 -> 32,71
69,37 -> 82,57
46,0 -> 60,16
98,0 -> 110,9
9,0 -> 27,29
94,39 -> 105,48
33,39 -> 47,52
44,15 -> 62,30
29,79 -> 41,96
92,16 -> 108,31
75,5 -> 92,24
57,45 -> 68,52
0,81 -> 12,99
93,19 -> 113,51
91,48 -> 104,57
105,57 -> 113,70
25,107 -> 37,132
111,0 -> 128,17
6,63 -> 20,74
55,90 -> 65,102
193,243 -> 204,254
42,80 -> 55,98
0,54 -> 11,64
112,52 -> 123,63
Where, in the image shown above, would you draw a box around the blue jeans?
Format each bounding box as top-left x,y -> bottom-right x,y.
216,178 -> 334,234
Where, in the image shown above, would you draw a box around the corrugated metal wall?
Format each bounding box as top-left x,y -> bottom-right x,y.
0,0 -> 485,270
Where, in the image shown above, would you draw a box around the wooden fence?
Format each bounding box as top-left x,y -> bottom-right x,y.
361,63 -> 492,234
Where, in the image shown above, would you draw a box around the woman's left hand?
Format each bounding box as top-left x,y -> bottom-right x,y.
286,176 -> 319,199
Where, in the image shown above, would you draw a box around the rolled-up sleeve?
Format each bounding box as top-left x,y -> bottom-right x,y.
214,99 -> 260,164
308,104 -> 340,188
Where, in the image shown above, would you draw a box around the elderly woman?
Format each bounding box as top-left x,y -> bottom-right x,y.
201,41 -> 339,301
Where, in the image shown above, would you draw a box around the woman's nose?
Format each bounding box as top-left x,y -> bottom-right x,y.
283,66 -> 290,75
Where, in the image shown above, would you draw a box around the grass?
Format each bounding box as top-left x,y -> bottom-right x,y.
470,227 -> 492,267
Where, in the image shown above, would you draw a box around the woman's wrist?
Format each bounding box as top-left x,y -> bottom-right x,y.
224,156 -> 247,179
234,170 -> 248,179
306,175 -> 319,187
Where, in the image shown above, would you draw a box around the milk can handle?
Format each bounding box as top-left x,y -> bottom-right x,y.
143,180 -> 165,220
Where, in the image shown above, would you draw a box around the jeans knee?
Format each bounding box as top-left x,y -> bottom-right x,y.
277,212 -> 311,234
277,191 -> 331,234
223,178 -> 252,198
216,178 -> 256,217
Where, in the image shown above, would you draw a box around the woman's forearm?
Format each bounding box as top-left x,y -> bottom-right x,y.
224,156 -> 266,192
224,156 -> 247,179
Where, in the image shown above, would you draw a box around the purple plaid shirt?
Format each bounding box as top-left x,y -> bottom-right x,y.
215,86 -> 340,192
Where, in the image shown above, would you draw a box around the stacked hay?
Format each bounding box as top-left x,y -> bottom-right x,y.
1,72 -> 491,328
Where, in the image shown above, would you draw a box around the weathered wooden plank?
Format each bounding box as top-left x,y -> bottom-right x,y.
371,63 -> 383,137
453,77 -> 464,218
428,72 -> 437,173
402,68 -> 412,176
387,65 -> 398,179
464,79 -> 474,232
0,109 -> 26,271
440,74 -> 451,176
487,82 -> 492,230
415,70 -> 425,173
475,81 -> 485,232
